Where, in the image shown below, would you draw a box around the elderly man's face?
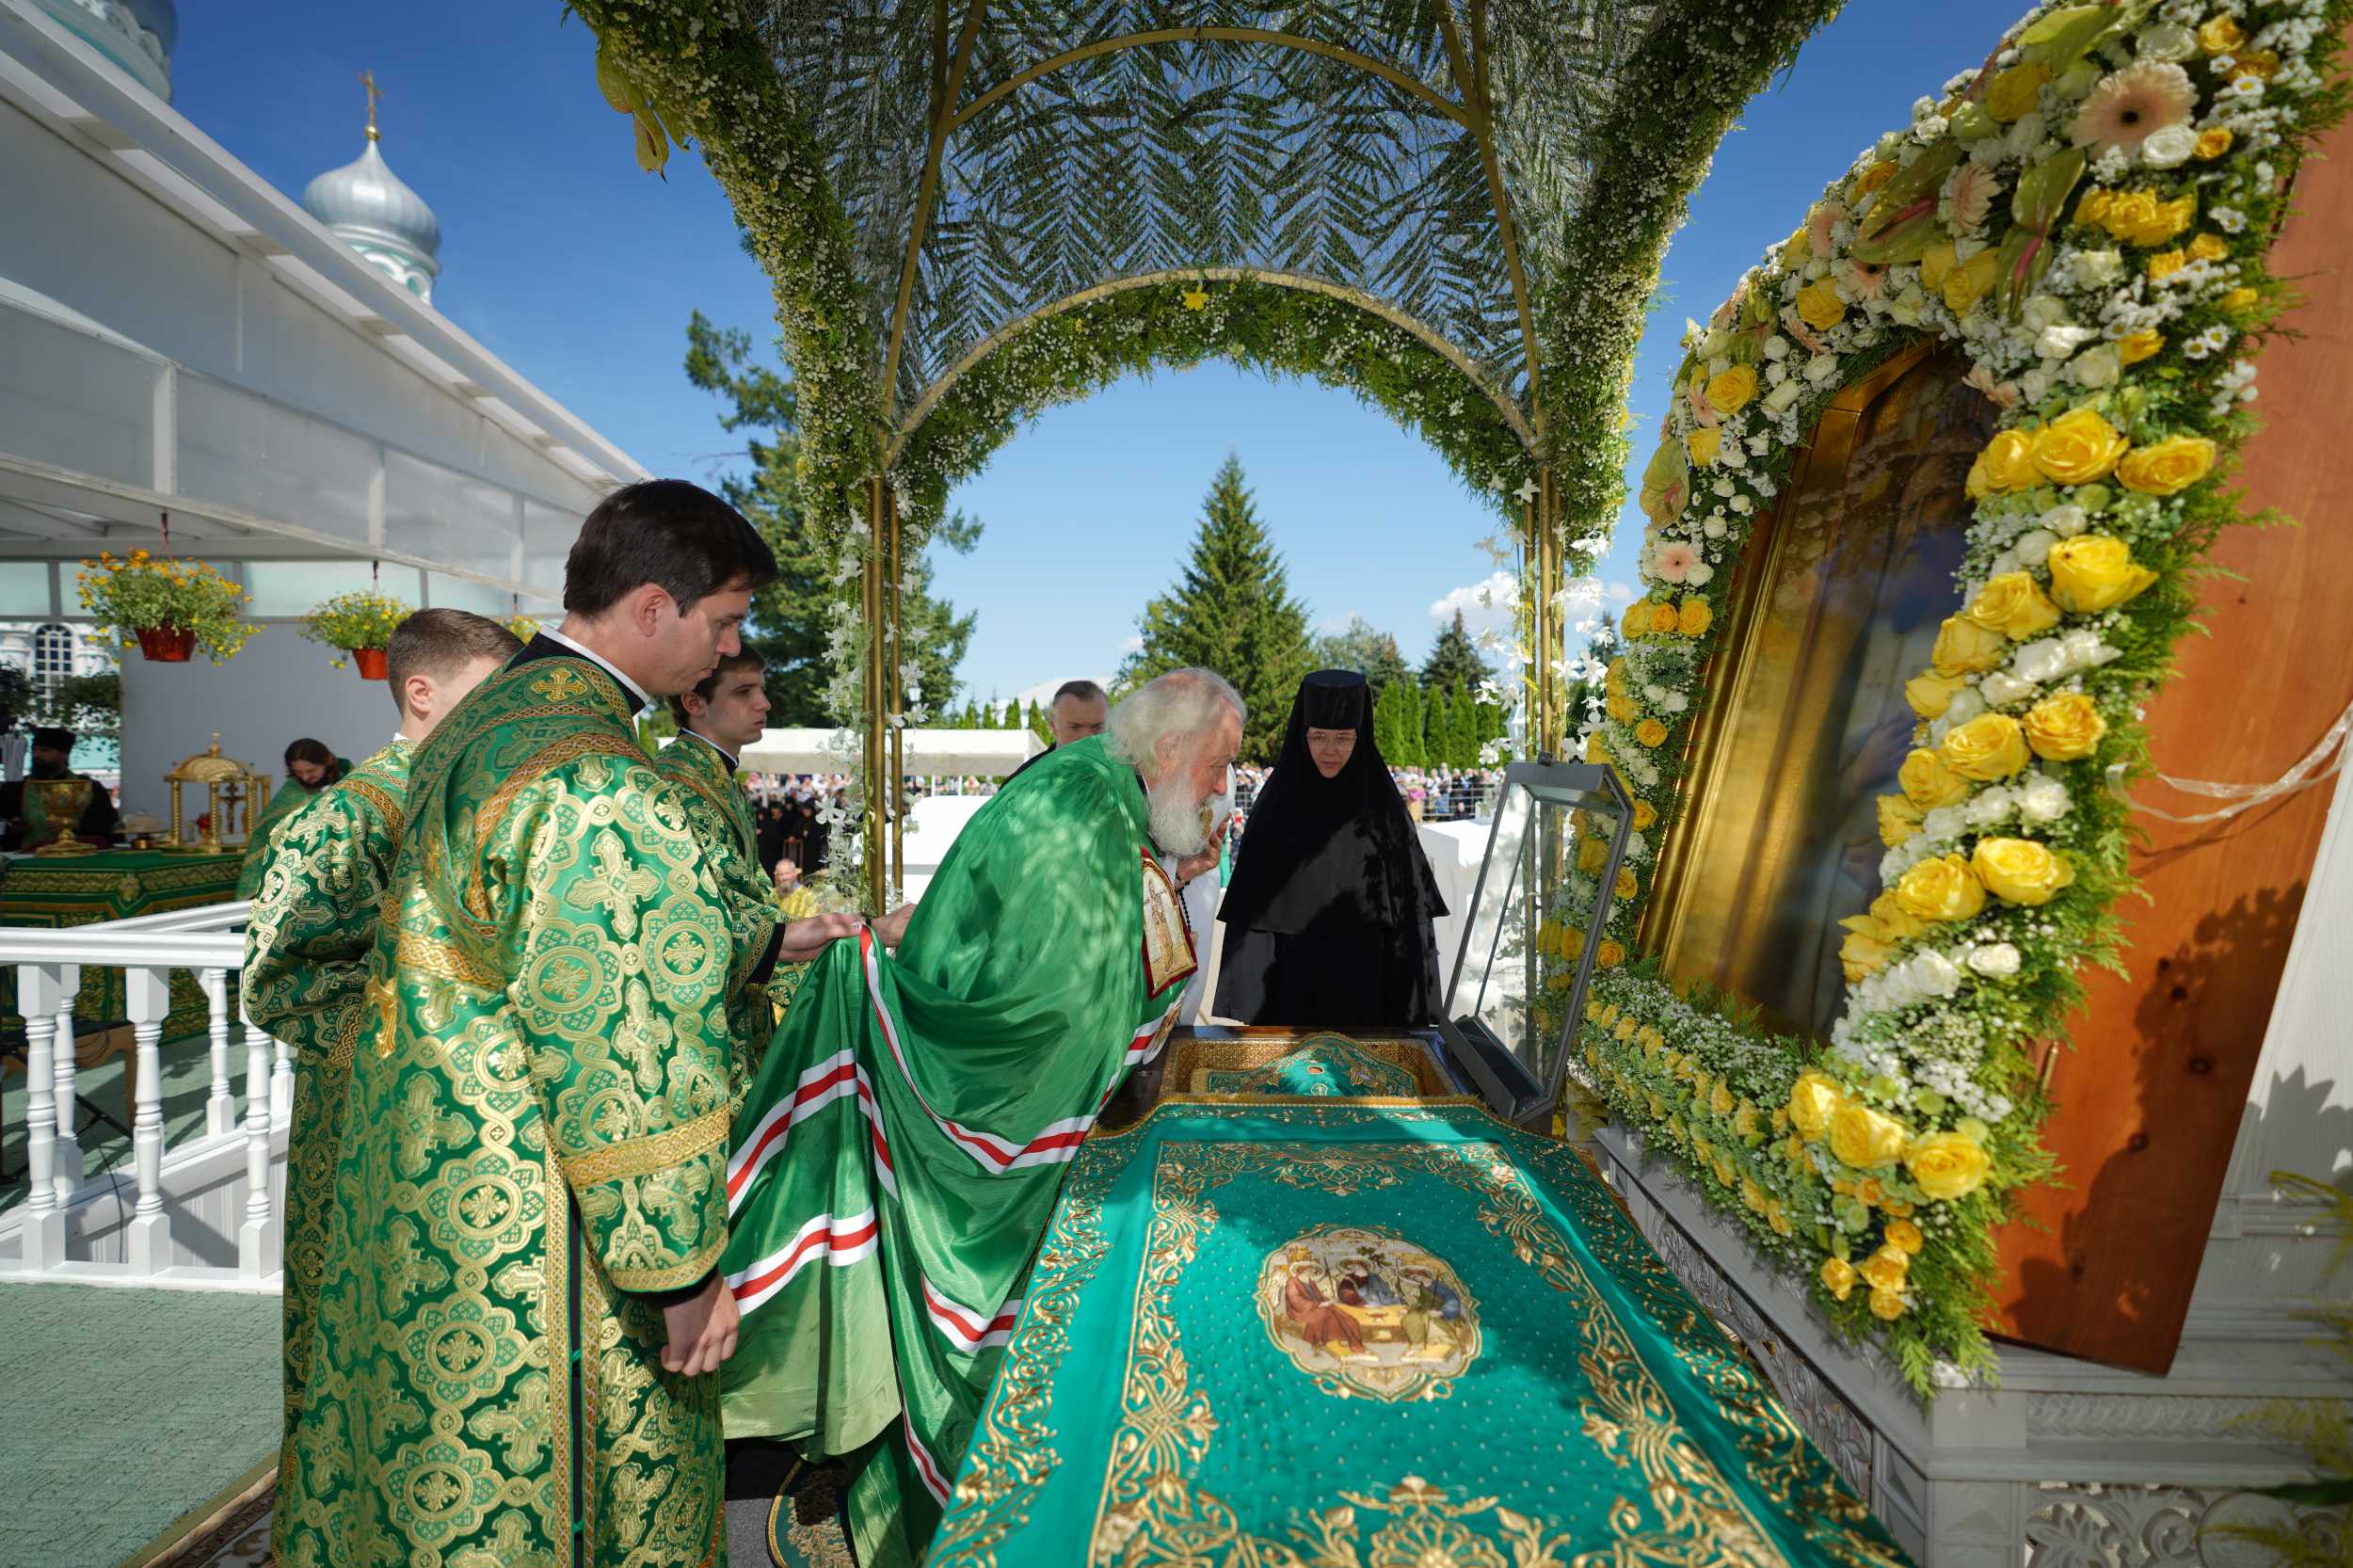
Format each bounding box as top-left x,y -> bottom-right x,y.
1181,712 -> 1241,805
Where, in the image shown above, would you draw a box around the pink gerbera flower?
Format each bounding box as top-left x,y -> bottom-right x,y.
1654,542 -> 1698,584
2072,60 -> 2197,157
1808,200 -> 1847,259
1835,256 -> 1890,300
1943,161 -> 2000,234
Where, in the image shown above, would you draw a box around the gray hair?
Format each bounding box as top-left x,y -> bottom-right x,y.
1104,668 -> 1244,768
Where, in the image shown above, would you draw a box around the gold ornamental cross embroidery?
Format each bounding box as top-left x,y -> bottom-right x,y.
528,666 -> 590,704
565,831 -> 661,938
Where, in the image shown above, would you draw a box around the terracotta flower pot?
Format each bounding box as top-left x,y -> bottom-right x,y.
351,647 -> 390,680
137,626 -> 196,662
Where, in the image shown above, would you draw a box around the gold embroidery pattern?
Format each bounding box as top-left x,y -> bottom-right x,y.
1096,1471 -> 1593,1568
562,1106 -> 730,1188
474,731 -> 653,860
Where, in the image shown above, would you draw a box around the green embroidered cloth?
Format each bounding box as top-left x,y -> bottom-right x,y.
1197,1033 -> 1421,1096
0,848 -> 240,1034
928,1099 -> 1910,1568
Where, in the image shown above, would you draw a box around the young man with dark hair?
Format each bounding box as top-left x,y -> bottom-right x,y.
243,608 -> 521,1493
656,646 -> 783,1095
278,481 -> 875,1568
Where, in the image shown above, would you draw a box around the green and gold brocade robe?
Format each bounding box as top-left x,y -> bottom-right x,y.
237,760 -> 349,900
277,658 -> 753,1568
651,732 -> 781,1101
240,737 -> 413,1528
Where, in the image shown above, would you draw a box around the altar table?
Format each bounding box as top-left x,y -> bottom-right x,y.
0,848 -> 241,1037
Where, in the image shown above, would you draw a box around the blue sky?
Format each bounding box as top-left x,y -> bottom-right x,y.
174,2 -> 2014,705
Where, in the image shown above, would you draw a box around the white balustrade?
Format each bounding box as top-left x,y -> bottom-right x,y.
0,906 -> 289,1288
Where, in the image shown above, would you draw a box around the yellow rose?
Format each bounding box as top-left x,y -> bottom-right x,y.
1877,794 -> 1922,847
1686,425 -> 1722,467
2199,16 -> 2246,53
1931,613 -> 2009,677
1584,731 -> 1611,766
1713,1156 -> 1737,1187
2073,188 -> 2114,230
1905,1129 -> 1993,1200
2189,232 -> 2231,264
2031,407 -> 2130,487
1787,1070 -> 1846,1141
1942,248 -> 2002,316
1649,601 -> 1683,635
2195,127 -> 2233,160
1830,1103 -> 1912,1169
1769,1207 -> 1794,1238
1598,1002 -> 1619,1027
1966,573 -> 2064,643
2118,329 -> 2164,364
1840,927 -> 1893,982
1905,670 -> 1966,720
1709,1080 -> 1736,1118
1705,365 -> 1758,414
2148,248 -> 2187,280
1885,1219 -> 1925,1255
1858,1243 -> 1911,1291
1677,599 -> 1711,637
1606,690 -> 1638,724
1584,999 -> 1606,1024
1614,866 -> 1638,900
1604,657 -> 1626,693
1868,889 -> 1929,943
1635,717 -> 1669,747
1741,1178 -> 1767,1213
1966,430 -> 2041,499
2024,692 -> 2106,760
1918,238 -> 1957,289
1895,853 -> 1988,923
1868,1288 -> 1908,1320
1899,746 -> 1972,808
1819,1256 -> 1858,1302
1577,834 -> 1609,873
1985,60 -> 2049,122
1596,940 -> 1625,968
2047,535 -> 2159,613
1940,712 -> 2031,782
1622,603 -> 1647,640
1631,799 -> 1657,831
2232,50 -> 2281,83
1881,1197 -> 1915,1219
2221,286 -> 2260,314
2117,435 -> 2217,497
1972,837 -> 2077,905
2141,195 -> 2200,248
1796,279 -> 1848,331
1614,1016 -> 1638,1041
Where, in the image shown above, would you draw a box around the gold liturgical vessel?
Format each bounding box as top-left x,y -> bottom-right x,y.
26,776 -> 97,856
163,734 -> 264,855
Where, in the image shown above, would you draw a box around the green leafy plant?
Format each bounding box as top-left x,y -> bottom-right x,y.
300,591 -> 412,667
76,550 -> 256,663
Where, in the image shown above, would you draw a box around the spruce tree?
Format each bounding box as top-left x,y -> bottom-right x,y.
1422,684 -> 1449,765
1002,698 -> 1022,729
1372,679 -> 1412,764
1121,456 -> 1312,762
1421,609 -> 1493,695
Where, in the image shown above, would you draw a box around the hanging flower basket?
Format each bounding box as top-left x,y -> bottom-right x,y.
136,626 -> 196,663
351,647 -> 391,680
77,552 -> 257,664
300,591 -> 412,671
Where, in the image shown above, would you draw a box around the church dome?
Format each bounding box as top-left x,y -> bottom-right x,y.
301,120 -> 442,302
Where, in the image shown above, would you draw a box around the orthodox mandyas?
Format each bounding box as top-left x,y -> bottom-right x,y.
275,481 -> 867,1568
240,607 -> 522,1539
720,668 -> 1241,1566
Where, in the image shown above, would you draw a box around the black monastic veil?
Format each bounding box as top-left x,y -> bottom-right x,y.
1214,670 -> 1448,1026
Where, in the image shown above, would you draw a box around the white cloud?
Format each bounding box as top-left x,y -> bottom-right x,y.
1119,633 -> 1144,654
1313,611 -> 1363,635
1604,580 -> 1637,604
1429,572 -> 1518,640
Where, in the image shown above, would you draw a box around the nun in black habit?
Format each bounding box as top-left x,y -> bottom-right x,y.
1213,670 -> 1448,1026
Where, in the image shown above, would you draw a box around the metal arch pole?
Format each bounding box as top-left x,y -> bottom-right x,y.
863,476 -> 888,912
888,490 -> 905,895
950,28 -> 1472,134
1539,464 -> 1561,755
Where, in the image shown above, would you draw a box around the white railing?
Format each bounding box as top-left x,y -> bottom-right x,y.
0,900 -> 286,1288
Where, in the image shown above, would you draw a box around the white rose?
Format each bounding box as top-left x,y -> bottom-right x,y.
1987,550 -> 2022,579
2012,638 -> 2069,684
1888,284 -> 1929,326
2015,774 -> 2073,824
2137,24 -> 2197,62
1963,785 -> 2016,826
2041,504 -> 2089,537
1721,441 -> 1748,469
1908,951 -> 1964,1000
2038,323 -> 2097,359
1763,335 -> 1791,360
1967,942 -> 2024,979
1685,563 -> 1715,586
2071,343 -> 2123,389
2020,366 -> 2055,403
1980,670 -> 2039,706
1804,354 -> 1842,385
1921,805 -> 1967,841
1945,687 -> 1988,727
1729,494 -> 1754,515
1663,692 -> 1689,713
2006,112 -> 2047,159
2072,248 -> 2124,288
1766,359 -> 1791,385
2056,59 -> 2104,101
1702,515 -> 1728,539
2023,295 -> 2072,330
2057,628 -> 2121,670
2013,527 -> 2058,568
1764,378 -> 1805,413
2141,123 -> 2199,169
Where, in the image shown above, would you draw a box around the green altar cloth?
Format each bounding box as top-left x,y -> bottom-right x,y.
927,1098 -> 1909,1568
0,849 -> 241,1033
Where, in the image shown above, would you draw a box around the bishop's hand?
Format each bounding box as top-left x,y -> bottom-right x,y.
776,912 -> 863,964
1173,850 -> 1219,887
872,902 -> 916,951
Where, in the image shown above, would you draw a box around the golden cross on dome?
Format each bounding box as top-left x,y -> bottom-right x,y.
359,69 -> 383,140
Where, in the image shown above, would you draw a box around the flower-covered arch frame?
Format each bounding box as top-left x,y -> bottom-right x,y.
1562,0 -> 2348,1393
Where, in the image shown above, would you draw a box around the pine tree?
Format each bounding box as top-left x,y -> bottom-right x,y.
1121,456 -> 1312,762
1421,609 -> 1493,695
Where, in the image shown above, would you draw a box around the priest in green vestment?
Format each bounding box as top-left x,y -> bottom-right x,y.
654,645 -> 789,1102
276,482 -> 864,1568
720,668 -> 1243,1566
236,739 -> 350,899
241,608 -> 521,1546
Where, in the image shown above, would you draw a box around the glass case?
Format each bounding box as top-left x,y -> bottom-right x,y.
1439,759 -> 1633,1125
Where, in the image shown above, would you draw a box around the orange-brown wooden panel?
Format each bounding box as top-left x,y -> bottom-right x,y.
1990,111 -> 2353,1371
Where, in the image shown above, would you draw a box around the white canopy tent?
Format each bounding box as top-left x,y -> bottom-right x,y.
737,727 -> 1044,778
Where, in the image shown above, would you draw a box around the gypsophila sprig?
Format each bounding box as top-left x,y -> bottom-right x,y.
76,551 -> 257,664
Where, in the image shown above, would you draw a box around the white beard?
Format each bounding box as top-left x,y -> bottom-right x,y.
1145,776 -> 1230,857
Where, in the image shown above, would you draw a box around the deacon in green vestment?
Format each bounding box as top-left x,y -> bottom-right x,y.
276,482 -> 862,1568
653,646 -> 787,1102
236,739 -> 350,899
720,668 -> 1243,1567
241,609 -> 522,1551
